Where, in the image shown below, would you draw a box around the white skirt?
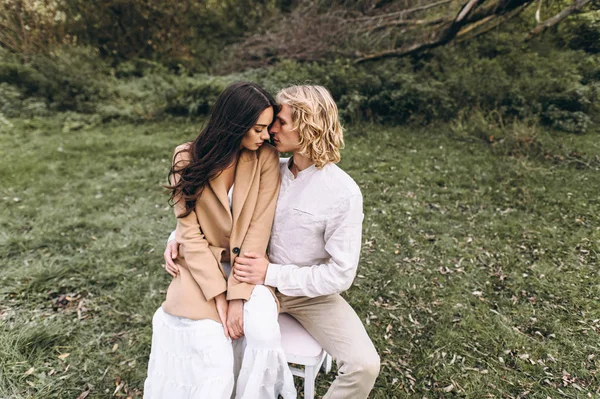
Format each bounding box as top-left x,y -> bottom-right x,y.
144,286 -> 297,399
143,307 -> 235,399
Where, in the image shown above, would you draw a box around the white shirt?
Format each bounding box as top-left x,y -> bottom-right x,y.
265,159 -> 363,298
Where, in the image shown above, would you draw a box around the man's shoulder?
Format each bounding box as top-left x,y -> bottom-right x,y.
318,163 -> 362,199
172,142 -> 193,165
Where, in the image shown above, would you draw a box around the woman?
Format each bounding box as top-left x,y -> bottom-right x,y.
144,82 -> 296,399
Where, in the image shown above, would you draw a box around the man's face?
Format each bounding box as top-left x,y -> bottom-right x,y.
271,104 -> 301,153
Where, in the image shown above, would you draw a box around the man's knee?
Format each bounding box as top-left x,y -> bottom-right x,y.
357,352 -> 380,381
342,350 -> 380,384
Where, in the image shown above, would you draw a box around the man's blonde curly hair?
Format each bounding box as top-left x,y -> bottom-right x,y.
276,85 -> 344,168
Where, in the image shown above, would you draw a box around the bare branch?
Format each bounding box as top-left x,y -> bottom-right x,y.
457,0 -> 484,22
363,16 -> 448,32
526,0 -> 592,39
355,0 -> 535,63
535,0 -> 543,23
456,2 -> 530,42
352,0 -> 457,21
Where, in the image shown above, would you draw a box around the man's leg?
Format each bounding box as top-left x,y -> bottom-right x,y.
278,293 -> 380,399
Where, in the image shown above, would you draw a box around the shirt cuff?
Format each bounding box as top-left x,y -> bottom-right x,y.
265,263 -> 282,287
167,230 -> 176,243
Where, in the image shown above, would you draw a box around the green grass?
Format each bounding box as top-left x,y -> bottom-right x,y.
1,116 -> 599,398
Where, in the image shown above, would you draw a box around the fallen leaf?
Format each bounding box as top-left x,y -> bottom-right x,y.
24,367 -> 35,376
76,390 -> 91,399
113,381 -> 124,395
58,353 -> 70,360
442,384 -> 454,392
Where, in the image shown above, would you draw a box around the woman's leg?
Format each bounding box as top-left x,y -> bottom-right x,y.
144,307 -> 235,399
234,286 -> 296,399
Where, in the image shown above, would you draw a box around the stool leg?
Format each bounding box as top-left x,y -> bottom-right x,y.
323,353 -> 333,374
303,365 -> 317,399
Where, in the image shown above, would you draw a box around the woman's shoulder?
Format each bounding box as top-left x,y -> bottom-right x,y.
256,143 -> 279,163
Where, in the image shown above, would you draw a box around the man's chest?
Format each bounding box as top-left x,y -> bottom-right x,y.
273,185 -> 330,236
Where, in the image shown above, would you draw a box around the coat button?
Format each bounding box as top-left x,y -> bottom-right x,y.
232,247 -> 240,254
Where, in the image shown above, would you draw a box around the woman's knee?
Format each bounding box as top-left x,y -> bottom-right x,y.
243,286 -> 280,344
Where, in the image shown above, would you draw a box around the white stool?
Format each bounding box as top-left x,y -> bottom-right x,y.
279,313 -> 333,399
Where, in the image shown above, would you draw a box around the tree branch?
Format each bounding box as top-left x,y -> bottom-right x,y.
353,0 -> 457,21
526,0 -> 592,39
456,2 -> 529,42
363,16 -> 448,31
355,0 -> 536,63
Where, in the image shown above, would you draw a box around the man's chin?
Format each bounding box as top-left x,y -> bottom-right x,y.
274,143 -> 286,152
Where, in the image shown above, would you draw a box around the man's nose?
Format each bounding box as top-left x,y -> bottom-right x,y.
270,120 -> 280,133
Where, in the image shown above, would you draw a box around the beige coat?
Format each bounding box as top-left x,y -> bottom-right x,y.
161,142 -> 281,322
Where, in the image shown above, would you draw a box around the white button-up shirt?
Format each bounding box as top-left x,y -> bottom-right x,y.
265,159 -> 364,297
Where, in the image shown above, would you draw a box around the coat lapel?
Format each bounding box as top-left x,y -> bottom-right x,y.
232,150 -> 258,225
209,171 -> 233,226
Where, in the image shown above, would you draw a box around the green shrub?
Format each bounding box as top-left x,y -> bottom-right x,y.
165,75 -> 232,116
1,31 -> 598,130
0,47 -> 110,115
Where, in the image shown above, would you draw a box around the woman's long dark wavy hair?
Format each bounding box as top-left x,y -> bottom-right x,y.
167,82 -> 277,218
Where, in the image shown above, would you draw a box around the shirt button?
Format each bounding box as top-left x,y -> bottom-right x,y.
232,247 -> 240,254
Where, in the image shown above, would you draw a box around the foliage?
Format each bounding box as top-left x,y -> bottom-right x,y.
0,0 -> 281,71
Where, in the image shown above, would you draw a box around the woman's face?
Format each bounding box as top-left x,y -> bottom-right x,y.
240,107 -> 274,151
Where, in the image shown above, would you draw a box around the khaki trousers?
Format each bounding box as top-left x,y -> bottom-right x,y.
277,292 -> 380,399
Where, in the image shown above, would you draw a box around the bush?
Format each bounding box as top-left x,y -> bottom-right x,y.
450,110 -> 544,158
1,29 -> 598,131
0,47 -> 110,114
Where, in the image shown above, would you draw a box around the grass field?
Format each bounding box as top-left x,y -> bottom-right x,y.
1,116 -> 599,398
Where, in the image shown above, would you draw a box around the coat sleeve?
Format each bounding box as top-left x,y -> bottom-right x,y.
226,147 -> 281,301
171,145 -> 227,301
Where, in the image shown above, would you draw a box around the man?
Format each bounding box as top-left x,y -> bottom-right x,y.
164,85 -> 380,399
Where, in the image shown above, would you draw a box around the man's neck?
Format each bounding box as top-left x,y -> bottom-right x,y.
290,152 -> 313,178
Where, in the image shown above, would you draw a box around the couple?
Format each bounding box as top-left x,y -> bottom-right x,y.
144,82 -> 380,399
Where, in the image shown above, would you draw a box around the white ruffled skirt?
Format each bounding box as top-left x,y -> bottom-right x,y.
144,285 -> 296,399
143,307 -> 235,398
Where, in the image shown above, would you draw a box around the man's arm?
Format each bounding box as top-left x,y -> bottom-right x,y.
167,230 -> 176,242
266,192 -> 363,297
236,191 -> 363,298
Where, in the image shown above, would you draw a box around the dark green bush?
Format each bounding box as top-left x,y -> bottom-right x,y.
0,47 -> 109,114
1,32 -> 598,132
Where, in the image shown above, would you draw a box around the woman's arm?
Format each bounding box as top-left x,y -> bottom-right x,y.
171,145 -> 227,301
226,146 -> 281,301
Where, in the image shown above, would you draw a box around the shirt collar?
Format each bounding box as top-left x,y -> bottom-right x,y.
285,157 -> 318,182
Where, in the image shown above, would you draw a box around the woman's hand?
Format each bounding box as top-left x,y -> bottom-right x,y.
227,299 -> 245,340
214,293 -> 230,339
163,240 -> 180,277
